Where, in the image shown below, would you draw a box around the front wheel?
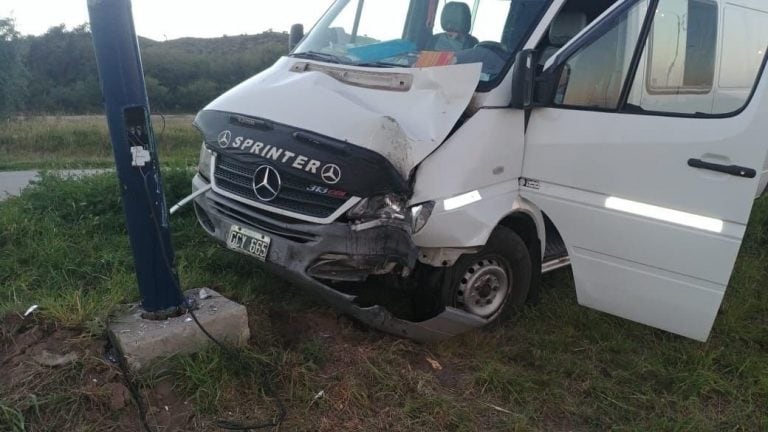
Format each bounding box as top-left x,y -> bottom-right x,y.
441,227 -> 532,325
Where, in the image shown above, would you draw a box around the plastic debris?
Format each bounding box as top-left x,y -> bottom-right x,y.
199,288 -> 212,300
482,402 -> 513,415
23,305 -> 39,317
426,357 -> 443,371
313,390 -> 325,401
33,350 -> 79,367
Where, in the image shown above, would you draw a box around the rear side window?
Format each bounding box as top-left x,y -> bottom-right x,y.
646,0 -> 717,94
626,0 -> 768,115
551,0 -> 768,117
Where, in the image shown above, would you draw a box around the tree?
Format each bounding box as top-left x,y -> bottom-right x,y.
0,18 -> 27,118
6,25 -> 288,114
24,24 -> 101,113
145,75 -> 170,111
174,79 -> 220,111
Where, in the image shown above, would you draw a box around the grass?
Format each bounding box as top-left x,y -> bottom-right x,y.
0,116 -> 201,171
0,402 -> 25,432
0,171 -> 766,431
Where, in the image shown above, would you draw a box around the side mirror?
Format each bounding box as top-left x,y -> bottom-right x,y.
289,24 -> 304,52
510,49 -> 536,110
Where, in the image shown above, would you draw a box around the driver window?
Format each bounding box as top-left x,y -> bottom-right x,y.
537,0 -> 620,66
554,1 -> 649,109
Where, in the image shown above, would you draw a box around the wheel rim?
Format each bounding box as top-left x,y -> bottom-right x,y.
456,258 -> 511,319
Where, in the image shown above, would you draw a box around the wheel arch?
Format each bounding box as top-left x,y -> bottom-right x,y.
496,199 -> 546,258
496,204 -> 546,303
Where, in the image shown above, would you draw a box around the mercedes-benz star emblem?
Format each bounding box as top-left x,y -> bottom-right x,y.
321,164 -> 341,185
217,130 -> 232,148
252,166 -> 281,202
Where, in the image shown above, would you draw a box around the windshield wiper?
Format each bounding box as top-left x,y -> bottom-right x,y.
353,61 -> 405,68
290,51 -> 346,64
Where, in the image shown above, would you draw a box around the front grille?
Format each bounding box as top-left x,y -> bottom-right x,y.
209,198 -> 318,244
213,155 -> 350,219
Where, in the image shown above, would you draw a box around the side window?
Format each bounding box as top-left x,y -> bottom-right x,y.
553,1 -> 649,110
552,0 -> 768,116
645,0 -> 717,95
628,0 -> 768,115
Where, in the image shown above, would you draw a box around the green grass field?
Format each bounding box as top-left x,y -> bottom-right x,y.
0,169 -> 766,431
0,116 -> 200,171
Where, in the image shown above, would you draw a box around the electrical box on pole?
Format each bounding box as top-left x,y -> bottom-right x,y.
88,0 -> 184,315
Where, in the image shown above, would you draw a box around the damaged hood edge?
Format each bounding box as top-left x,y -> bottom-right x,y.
204,57 -> 483,177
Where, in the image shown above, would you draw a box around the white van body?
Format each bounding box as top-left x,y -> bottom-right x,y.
190,0 -> 768,342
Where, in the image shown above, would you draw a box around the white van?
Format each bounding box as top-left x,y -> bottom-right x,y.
189,0 -> 768,342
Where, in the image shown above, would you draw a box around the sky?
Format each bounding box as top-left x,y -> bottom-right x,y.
0,0 -> 332,40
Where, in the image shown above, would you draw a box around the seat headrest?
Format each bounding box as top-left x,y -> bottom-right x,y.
442,2 -> 472,35
549,12 -> 587,46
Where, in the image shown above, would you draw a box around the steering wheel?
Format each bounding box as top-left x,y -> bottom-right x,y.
474,41 -> 510,59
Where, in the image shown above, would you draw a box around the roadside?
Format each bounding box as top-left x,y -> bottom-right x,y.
0,170 -> 108,201
0,171 -> 37,201
0,115 -> 199,171
1,171 -> 767,431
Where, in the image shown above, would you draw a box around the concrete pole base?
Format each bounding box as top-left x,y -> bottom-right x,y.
108,288 -> 250,371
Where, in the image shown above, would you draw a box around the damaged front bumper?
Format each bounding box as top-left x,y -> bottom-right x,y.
191,175 -> 486,342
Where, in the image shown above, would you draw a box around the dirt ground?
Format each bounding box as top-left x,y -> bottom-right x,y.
0,307 -> 462,432
1,312 -> 196,431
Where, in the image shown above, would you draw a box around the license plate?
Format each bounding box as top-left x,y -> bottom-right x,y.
226,225 -> 271,261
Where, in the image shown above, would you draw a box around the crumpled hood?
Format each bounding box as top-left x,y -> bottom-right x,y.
204,56 -> 482,177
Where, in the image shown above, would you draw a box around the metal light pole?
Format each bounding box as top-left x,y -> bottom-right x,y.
87,0 -> 184,315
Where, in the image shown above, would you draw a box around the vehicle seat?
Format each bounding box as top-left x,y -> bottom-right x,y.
540,11 -> 587,65
430,2 -> 479,51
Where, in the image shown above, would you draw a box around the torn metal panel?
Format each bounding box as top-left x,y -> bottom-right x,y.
205,57 -> 482,177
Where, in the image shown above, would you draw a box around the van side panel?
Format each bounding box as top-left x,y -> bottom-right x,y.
411,109 -> 544,248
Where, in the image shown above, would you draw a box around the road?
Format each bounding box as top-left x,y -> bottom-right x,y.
0,170 -> 107,201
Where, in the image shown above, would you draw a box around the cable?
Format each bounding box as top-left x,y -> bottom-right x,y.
137,163 -> 287,430
188,309 -> 287,431
108,141 -> 287,431
104,339 -> 153,432
154,112 -> 167,145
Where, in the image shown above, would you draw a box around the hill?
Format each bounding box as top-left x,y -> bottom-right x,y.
0,19 -> 289,117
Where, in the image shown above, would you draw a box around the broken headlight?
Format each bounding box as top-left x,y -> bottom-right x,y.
347,194 -> 408,221
198,143 -> 213,181
410,202 -> 435,234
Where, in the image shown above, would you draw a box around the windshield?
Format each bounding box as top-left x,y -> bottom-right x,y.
294,0 -> 551,85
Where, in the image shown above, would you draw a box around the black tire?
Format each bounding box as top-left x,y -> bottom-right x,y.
441,226 -> 532,325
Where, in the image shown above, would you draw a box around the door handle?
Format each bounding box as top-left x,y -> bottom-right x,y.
688,159 -> 757,179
